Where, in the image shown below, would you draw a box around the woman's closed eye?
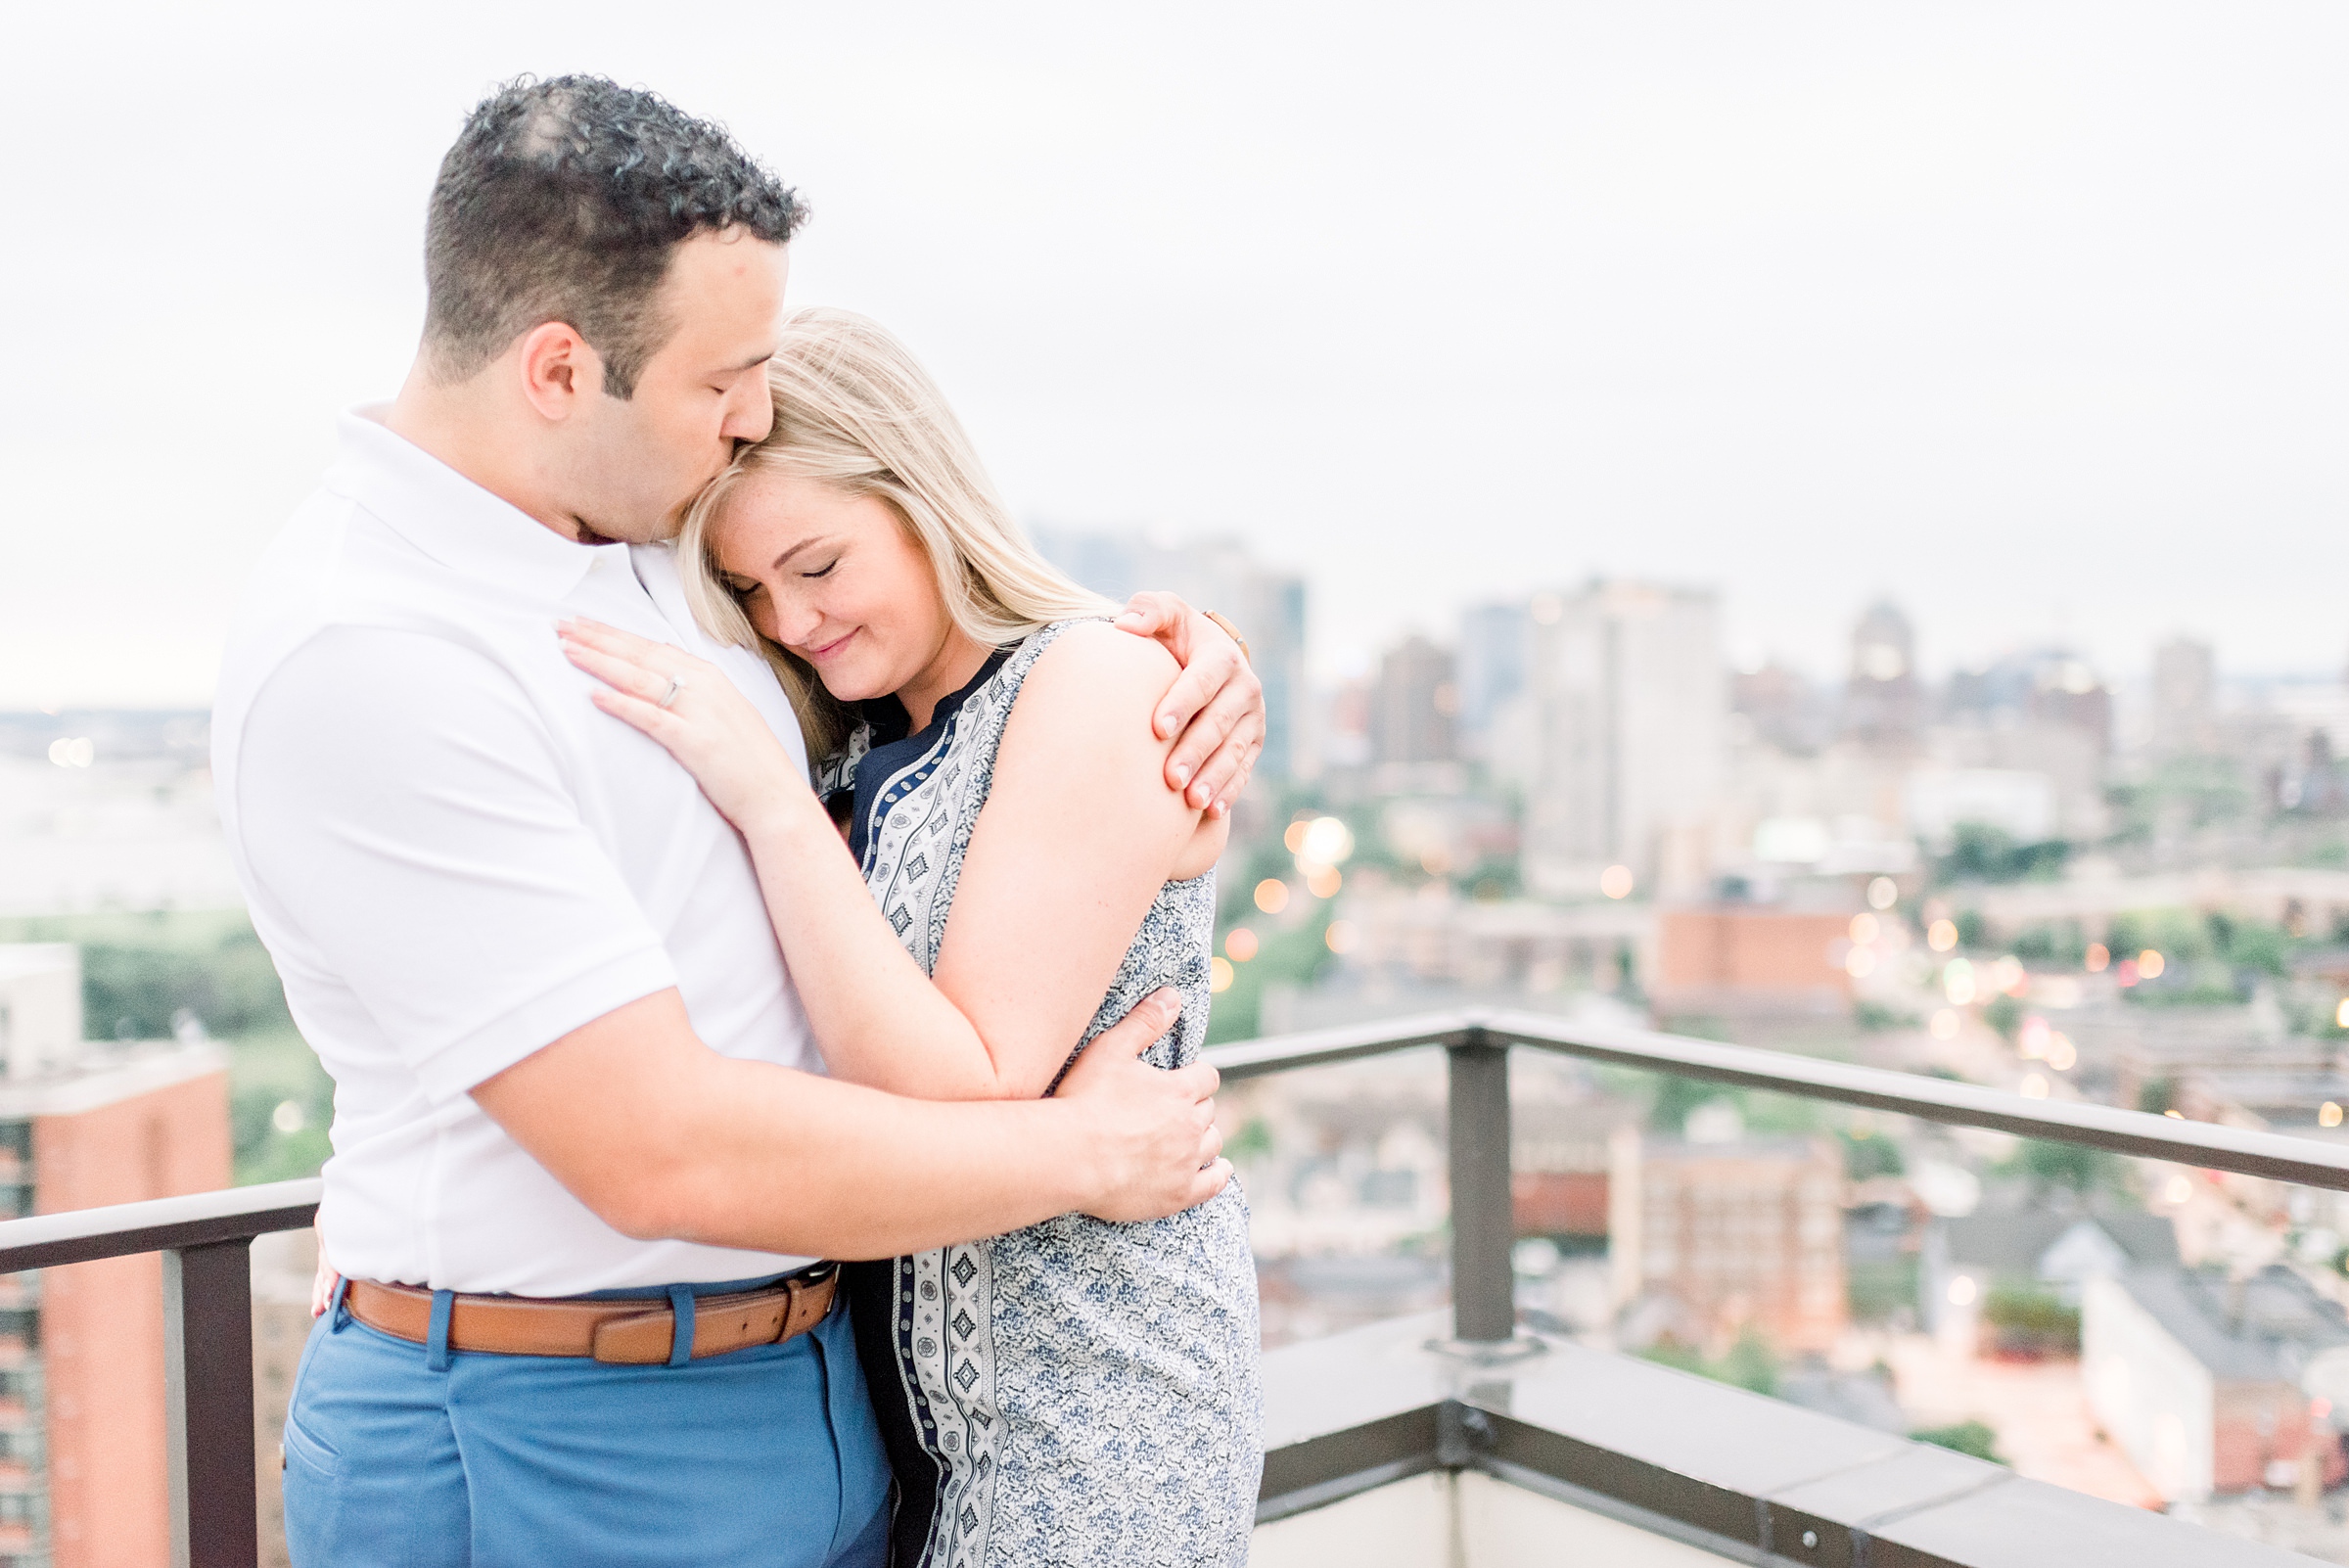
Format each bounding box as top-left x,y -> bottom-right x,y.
802,559 -> 839,579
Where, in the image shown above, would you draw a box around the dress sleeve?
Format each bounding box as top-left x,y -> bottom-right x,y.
235,624 -> 676,1103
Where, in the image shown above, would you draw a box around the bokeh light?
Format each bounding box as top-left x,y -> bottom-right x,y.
1324,920 -> 1358,955
1209,956 -> 1234,993
2139,948 -> 2165,979
1865,876 -> 1898,910
1299,816 -> 1354,866
1926,919 -> 1958,952
1305,864 -> 1343,899
1254,879 -> 1289,914
1224,927 -> 1259,962
1598,865 -> 1635,899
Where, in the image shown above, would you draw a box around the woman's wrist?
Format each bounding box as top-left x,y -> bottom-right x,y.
735,782 -> 834,850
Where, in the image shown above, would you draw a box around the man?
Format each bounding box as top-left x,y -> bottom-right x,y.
212,76 -> 1265,1567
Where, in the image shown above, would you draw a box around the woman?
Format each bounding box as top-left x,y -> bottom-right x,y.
555,308 -> 1260,1567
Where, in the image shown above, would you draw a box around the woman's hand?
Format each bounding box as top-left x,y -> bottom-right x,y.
557,619 -> 815,836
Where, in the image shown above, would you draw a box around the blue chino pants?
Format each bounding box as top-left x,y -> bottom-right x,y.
282,1279 -> 892,1568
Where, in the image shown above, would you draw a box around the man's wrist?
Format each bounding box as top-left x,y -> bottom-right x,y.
1053,1099 -> 1119,1218
1202,611 -> 1251,665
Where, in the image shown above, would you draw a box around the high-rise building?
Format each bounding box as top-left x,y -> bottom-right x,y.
1839,602 -> 1922,754
1455,602 -> 1534,772
1519,581 -> 1727,899
2028,659 -> 2113,757
1732,662 -> 1828,757
1370,636 -> 1457,765
2151,638 -> 2219,757
1030,529 -> 1307,781
0,945 -> 231,1568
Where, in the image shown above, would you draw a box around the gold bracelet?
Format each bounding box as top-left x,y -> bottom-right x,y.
1203,610 -> 1252,665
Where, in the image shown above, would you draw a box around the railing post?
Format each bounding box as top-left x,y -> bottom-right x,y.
1446,1025 -> 1515,1344
163,1239 -> 258,1568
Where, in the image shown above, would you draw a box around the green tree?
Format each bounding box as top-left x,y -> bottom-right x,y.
1911,1420 -> 2004,1464
1841,1129 -> 1905,1180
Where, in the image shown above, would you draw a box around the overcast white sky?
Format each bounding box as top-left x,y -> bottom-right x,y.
5,2 -> 2347,705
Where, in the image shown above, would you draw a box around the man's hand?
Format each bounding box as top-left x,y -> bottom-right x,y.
310,1224 -> 339,1317
1113,592 -> 1265,818
1055,989 -> 1230,1222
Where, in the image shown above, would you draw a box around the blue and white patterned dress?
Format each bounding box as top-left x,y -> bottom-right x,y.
822,621 -> 1261,1568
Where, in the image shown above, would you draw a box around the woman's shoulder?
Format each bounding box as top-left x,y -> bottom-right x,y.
1013,619 -> 1178,718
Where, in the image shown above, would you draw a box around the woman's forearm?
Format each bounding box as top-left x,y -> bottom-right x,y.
737,791 -> 1022,1099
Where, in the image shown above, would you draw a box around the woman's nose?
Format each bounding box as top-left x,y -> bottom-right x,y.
772,601 -> 825,648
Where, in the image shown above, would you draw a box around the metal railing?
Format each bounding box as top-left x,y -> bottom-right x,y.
2,1007 -> 2343,1565
1209,1007 -> 2349,1356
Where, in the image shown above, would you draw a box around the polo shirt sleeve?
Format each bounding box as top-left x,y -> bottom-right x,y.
236,624 -> 677,1103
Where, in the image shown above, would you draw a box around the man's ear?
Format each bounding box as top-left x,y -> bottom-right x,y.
514,321 -> 607,423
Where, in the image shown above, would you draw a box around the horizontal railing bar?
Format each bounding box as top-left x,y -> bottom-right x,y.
1485,1009 -> 2349,1192
1204,1011 -> 1471,1081
0,1177 -> 320,1273
1206,1009 -> 2349,1194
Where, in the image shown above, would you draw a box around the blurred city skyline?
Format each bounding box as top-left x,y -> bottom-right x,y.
8,2 -> 2349,706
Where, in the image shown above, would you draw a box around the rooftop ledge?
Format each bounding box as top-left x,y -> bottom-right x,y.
1253,1310 -> 2297,1568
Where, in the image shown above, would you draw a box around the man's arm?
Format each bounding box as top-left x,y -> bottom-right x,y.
471,987 -> 1225,1259
1113,592 -> 1266,816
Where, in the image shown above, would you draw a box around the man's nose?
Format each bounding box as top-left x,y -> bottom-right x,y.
722,375 -> 774,445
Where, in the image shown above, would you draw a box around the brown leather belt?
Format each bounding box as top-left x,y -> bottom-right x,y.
345,1267 -> 838,1365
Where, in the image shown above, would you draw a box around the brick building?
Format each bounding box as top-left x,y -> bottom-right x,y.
1631,1129 -> 1846,1354
0,946 -> 231,1568
1653,906 -> 1854,1018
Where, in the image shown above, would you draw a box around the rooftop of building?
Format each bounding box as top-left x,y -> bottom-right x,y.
2116,1264 -> 2349,1384
1939,1206 -> 2180,1275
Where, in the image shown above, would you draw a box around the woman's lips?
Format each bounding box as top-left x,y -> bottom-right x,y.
801,628 -> 857,663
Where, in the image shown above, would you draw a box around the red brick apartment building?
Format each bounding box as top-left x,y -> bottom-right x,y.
1632,1133 -> 1848,1355
0,945 -> 231,1568
1653,905 -> 1854,1018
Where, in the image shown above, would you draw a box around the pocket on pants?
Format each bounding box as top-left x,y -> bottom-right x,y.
280,1404 -> 342,1566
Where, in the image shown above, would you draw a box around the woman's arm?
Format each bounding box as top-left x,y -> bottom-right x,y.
925,623 -> 1227,1095
557,620 -> 1221,1099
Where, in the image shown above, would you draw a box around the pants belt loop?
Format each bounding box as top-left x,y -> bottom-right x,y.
665,1283 -> 697,1368
425,1288 -> 455,1372
327,1274 -> 351,1333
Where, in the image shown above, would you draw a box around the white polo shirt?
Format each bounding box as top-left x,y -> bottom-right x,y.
213,410 -> 820,1295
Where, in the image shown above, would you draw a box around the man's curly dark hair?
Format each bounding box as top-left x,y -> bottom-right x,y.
422,75 -> 805,398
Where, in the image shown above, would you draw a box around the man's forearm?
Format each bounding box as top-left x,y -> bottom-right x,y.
473,990 -> 1098,1259
645,1056 -> 1097,1258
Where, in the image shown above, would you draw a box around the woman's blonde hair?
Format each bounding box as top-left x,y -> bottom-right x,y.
677,307 -> 1113,760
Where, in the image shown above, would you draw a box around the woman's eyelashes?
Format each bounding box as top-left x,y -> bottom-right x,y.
802,559 -> 840,579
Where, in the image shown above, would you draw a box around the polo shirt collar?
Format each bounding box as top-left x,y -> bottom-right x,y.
325,406 -> 623,600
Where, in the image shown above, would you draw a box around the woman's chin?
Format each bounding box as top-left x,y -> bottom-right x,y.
815,665 -> 891,705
